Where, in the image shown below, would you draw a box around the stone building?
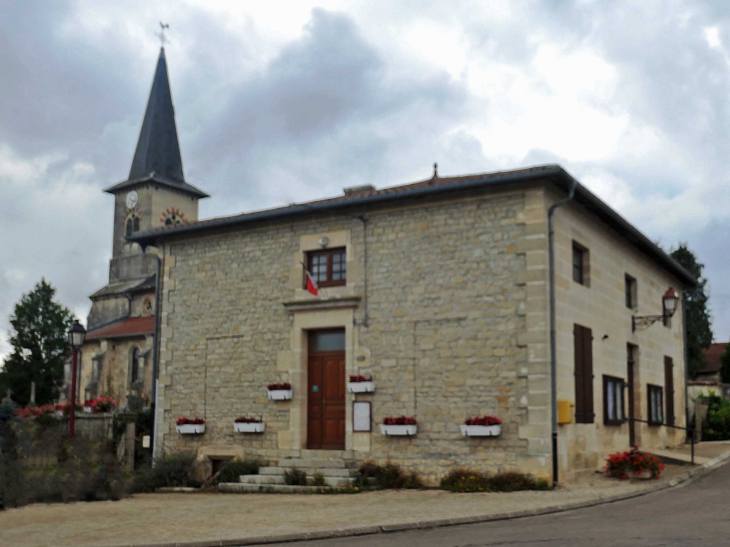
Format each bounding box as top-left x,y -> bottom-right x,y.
70,48 -> 209,408
130,161 -> 696,483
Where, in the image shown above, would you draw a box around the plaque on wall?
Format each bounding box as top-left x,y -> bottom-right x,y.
353,401 -> 371,432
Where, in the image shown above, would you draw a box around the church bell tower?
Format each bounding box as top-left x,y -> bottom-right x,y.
87,47 -> 209,329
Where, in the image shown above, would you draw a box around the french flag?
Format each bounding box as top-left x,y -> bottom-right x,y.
305,269 -> 319,296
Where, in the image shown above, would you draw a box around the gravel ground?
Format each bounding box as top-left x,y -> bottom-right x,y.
0,464 -> 691,547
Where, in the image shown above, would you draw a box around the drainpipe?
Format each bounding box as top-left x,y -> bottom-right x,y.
547,176 -> 578,486
682,296 -> 690,440
143,246 -> 162,462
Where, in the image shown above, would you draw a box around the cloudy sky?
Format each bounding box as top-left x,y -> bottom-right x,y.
1,0 -> 730,360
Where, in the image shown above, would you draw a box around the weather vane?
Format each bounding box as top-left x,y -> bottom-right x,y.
158,21 -> 170,47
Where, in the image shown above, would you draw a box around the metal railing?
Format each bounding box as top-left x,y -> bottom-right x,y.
625,417 -> 696,464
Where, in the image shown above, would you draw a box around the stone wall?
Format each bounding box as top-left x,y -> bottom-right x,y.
155,187 -> 544,484
546,186 -> 688,480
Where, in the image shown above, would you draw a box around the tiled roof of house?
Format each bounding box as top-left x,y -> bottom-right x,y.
85,316 -> 154,341
698,343 -> 728,375
128,164 -> 697,286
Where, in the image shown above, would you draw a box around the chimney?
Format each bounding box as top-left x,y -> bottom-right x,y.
343,184 -> 376,196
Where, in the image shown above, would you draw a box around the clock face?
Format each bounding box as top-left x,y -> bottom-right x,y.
126,191 -> 138,209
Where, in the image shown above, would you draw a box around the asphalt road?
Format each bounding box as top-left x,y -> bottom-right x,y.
268,463 -> 730,547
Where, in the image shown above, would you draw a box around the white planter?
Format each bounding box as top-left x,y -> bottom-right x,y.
347,381 -> 375,393
176,424 -> 206,435
380,424 -> 417,436
83,407 -> 93,413
460,424 -> 501,437
234,422 -> 265,433
268,389 -> 292,401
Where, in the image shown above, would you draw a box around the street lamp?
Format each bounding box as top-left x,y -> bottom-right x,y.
67,320 -> 86,438
632,287 -> 680,332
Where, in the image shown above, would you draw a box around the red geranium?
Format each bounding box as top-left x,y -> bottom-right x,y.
176,417 -> 205,425
267,382 -> 291,391
383,416 -> 417,425
464,415 -> 502,426
349,375 -> 371,383
234,416 -> 262,423
604,447 -> 665,480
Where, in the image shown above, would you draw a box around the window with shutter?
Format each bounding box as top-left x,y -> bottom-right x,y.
664,356 -> 675,426
574,324 -> 594,423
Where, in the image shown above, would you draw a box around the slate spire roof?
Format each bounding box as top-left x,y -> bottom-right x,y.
105,48 -> 209,198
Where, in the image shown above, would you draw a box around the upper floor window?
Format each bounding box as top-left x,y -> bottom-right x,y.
307,247 -> 346,288
648,384 -> 664,425
572,241 -> 589,286
625,274 -> 637,309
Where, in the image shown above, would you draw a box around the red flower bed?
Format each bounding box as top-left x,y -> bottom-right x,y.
383,416 -> 417,425
349,375 -> 371,383
55,402 -> 82,415
176,417 -> 205,425
464,415 -> 501,426
267,382 -> 291,391
234,416 -> 262,423
604,447 -> 665,479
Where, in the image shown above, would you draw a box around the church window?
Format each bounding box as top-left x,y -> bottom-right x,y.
126,214 -> 141,236
126,219 -> 133,237
130,347 -> 140,385
133,216 -> 140,232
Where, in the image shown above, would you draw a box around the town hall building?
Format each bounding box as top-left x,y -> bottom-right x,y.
84,47 -> 696,484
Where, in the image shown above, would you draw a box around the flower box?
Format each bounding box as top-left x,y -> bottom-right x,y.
460,424 -> 501,437
268,389 -> 292,401
380,424 -> 417,436
176,424 -> 206,434
234,422 -> 265,433
347,381 -> 375,393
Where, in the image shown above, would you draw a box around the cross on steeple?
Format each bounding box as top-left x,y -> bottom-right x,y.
158,21 -> 170,47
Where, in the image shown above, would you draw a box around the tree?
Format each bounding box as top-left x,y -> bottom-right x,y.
670,244 -> 713,379
0,280 -> 75,406
720,344 -> 730,384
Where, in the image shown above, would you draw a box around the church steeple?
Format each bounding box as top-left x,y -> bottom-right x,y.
105,48 -> 208,198
128,48 -> 185,184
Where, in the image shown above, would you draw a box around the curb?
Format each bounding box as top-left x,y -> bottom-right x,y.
111,450 -> 730,547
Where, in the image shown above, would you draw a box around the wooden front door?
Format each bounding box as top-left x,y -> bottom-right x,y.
307,330 -> 346,450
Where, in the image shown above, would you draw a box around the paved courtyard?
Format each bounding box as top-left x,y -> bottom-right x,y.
0,463 -> 693,547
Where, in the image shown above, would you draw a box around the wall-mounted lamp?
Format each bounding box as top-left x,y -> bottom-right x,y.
631,287 -> 680,332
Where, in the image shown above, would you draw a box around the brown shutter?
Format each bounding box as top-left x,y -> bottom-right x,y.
665,357 -> 675,425
574,325 -> 585,423
573,324 -> 594,424
582,326 -> 594,423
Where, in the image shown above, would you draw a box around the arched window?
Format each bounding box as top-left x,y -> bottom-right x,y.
133,216 -> 140,232
125,218 -> 133,237
165,217 -> 173,227
130,347 -> 140,385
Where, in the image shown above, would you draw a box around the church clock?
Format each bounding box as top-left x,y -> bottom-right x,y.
125,190 -> 139,209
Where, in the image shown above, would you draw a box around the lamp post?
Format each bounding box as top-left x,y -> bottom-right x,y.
67,320 -> 86,438
632,287 -> 680,332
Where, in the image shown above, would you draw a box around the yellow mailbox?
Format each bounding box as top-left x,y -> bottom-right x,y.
557,400 -> 573,424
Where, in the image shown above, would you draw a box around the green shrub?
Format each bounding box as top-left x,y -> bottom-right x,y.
310,472 -> 326,487
440,468 -> 491,492
211,459 -> 259,485
700,393 -> 730,441
133,450 -> 199,492
355,461 -> 423,489
283,467 -> 307,486
440,468 -> 549,493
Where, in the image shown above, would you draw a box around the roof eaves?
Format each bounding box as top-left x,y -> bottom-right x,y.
129,165 -> 561,245
103,175 -> 210,199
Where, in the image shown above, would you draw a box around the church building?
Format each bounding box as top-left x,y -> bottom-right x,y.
79,47 -> 695,484
74,48 -> 208,408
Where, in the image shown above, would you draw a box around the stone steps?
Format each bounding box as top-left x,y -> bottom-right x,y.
279,449 -> 355,460
219,482 -> 330,494
278,458 -> 355,469
240,475 -> 351,487
259,466 -> 353,478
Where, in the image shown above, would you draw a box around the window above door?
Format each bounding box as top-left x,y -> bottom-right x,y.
307,247 -> 347,288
